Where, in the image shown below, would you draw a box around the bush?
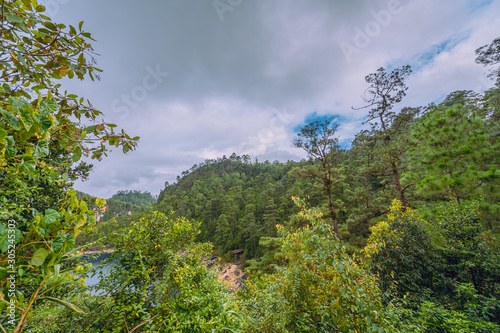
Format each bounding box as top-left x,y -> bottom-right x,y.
238,197 -> 401,332
364,200 -> 442,302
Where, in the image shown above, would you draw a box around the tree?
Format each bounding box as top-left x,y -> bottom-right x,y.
355,65 -> 413,207
39,211 -> 243,332
293,120 -> 344,240
0,2 -> 137,331
344,106 -> 420,245
403,104 -> 499,208
364,200 -> 442,302
475,36 -> 500,83
434,200 -> 500,299
238,197 -> 403,332
215,213 -> 233,253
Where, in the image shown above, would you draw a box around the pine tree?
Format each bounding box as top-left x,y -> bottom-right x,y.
355,65 -> 413,207
404,104 -> 499,229
293,120 -> 345,240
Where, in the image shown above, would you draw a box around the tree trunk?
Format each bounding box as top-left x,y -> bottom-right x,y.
327,188 -> 341,241
385,138 -> 407,207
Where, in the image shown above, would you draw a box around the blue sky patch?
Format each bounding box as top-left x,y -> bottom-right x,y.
389,30 -> 472,74
293,112 -> 346,133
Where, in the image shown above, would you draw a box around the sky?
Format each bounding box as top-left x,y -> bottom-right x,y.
40,0 -> 500,198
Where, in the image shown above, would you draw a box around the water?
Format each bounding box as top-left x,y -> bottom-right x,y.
82,252 -> 113,295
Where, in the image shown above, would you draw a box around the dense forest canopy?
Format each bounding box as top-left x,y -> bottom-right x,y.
0,1 -> 499,332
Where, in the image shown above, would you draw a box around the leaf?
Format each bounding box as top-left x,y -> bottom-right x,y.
0,126 -> 7,143
53,264 -> 60,277
30,248 -> 49,266
34,140 -> 49,157
40,116 -> 53,132
22,156 -> 36,172
51,233 -> 67,253
85,125 -> 96,132
59,67 -> 69,77
0,109 -> 22,130
72,147 -> 82,162
40,297 -> 87,314
16,52 -> 27,67
5,13 -> 23,24
45,209 -> 61,225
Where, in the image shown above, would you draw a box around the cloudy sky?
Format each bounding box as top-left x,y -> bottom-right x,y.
43,0 -> 499,198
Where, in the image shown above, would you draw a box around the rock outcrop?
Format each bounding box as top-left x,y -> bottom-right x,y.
207,257 -> 246,291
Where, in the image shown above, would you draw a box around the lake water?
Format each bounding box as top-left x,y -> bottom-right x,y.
82,252 -> 113,295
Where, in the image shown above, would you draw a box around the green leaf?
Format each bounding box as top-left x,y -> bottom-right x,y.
22,156 -> 36,172
53,264 -> 60,277
49,171 -> 60,180
40,297 -> 87,315
30,248 -> 49,266
0,109 -> 22,130
40,116 -> 53,132
16,52 -> 27,67
62,173 -> 69,182
51,233 -> 67,253
5,13 -> 23,24
72,147 -> 82,162
34,140 -> 49,157
0,126 -> 7,143
45,209 -> 61,225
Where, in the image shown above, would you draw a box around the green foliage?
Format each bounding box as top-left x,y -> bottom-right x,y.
75,190 -> 155,247
365,200 -> 442,302
238,197 -> 399,332
0,1 -> 137,330
245,236 -> 284,274
414,300 -> 499,333
434,201 -> 500,311
293,120 -> 345,239
404,104 -> 499,208
78,211 -> 244,332
156,156 -> 310,260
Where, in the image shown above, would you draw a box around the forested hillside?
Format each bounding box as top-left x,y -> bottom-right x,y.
155,84 -> 499,264
75,190 -> 155,247
157,157 -> 307,258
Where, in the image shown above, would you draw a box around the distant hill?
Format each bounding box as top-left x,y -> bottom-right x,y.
155,154 -> 321,260
99,190 -> 156,222
75,190 -> 156,246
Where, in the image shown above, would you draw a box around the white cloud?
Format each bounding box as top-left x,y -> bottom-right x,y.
48,0 -> 500,198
